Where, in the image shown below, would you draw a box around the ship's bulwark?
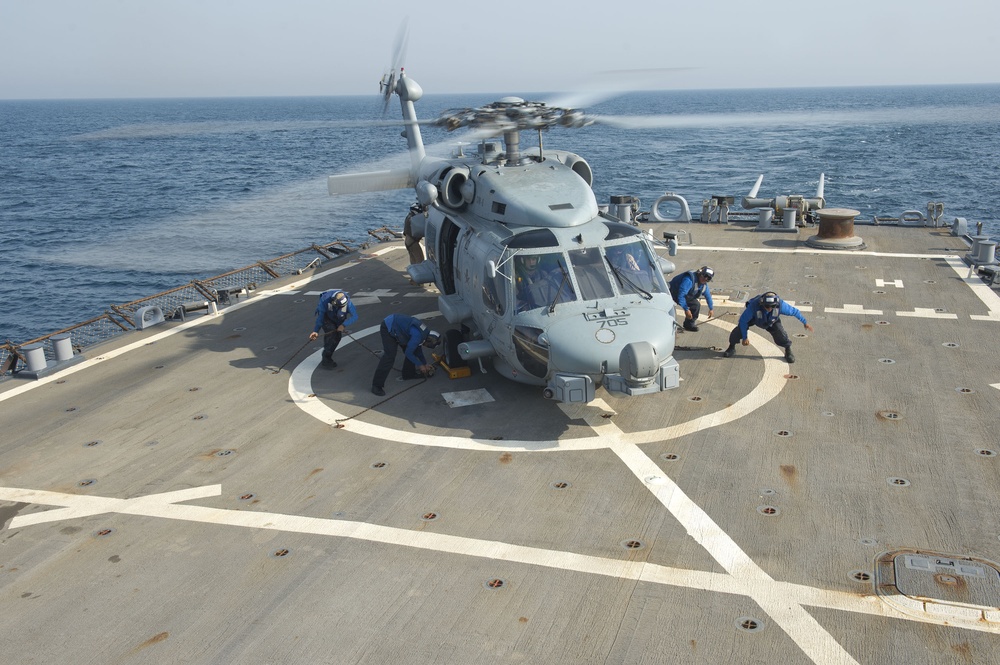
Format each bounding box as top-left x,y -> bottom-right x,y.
1,221 -> 999,663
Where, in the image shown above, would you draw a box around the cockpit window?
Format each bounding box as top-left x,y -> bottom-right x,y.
505,229 -> 559,248
482,258 -> 506,316
605,240 -> 666,295
602,221 -> 643,240
569,247 -> 614,300
514,252 -> 576,312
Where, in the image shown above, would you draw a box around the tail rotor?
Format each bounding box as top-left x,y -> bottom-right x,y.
380,18 -> 409,116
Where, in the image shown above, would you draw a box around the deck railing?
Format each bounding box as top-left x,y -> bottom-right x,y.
1,239 -> 358,378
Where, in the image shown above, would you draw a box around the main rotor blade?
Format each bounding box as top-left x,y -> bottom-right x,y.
592,104 -> 1000,130
70,119 -> 401,141
543,68 -> 695,111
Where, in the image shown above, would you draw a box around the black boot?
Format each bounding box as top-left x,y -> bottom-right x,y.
723,346 -> 735,358
683,320 -> 699,332
785,348 -> 795,363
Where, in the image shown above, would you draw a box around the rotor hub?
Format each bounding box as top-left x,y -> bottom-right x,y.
435,100 -> 593,133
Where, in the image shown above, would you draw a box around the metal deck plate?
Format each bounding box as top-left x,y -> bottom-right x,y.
895,553 -> 1000,609
442,388 -> 495,408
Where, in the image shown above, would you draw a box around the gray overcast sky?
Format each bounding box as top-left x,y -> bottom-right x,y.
1,0 -> 996,100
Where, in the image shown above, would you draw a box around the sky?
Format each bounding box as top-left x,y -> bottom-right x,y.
1,0 -> 997,100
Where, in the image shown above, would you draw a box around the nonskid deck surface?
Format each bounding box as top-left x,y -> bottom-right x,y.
1,222 -> 998,664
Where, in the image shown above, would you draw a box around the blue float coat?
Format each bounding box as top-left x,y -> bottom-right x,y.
313,289 -> 358,333
384,314 -> 430,366
669,271 -> 714,310
737,295 -> 807,340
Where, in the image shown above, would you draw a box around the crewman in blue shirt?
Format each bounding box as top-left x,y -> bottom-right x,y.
371,314 -> 442,396
669,266 -> 715,331
308,289 -> 358,369
723,291 -> 814,363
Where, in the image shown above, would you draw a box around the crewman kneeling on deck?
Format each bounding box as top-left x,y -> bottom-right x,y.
669,266 -> 715,332
308,289 -> 357,369
371,314 -> 441,396
723,291 -> 814,363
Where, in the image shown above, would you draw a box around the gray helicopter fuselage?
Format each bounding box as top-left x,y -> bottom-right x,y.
418,151 -> 680,401
333,71 -> 682,401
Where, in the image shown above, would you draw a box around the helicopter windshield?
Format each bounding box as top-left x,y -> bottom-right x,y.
569,247 -> 615,300
514,252 -> 577,312
605,241 -> 666,296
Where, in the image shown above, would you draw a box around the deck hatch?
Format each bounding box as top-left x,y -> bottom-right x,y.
895,554 -> 1000,606
876,550 -> 1000,622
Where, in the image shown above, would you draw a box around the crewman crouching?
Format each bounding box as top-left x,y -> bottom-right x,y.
723,291 -> 813,363
669,266 -> 715,332
371,314 -> 441,396
308,289 -> 357,369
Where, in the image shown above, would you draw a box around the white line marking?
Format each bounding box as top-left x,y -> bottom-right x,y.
611,437 -> 857,663
560,399 -> 858,663
824,304 -> 883,315
353,289 -> 398,297
3,484 -> 995,642
290,319 -> 788,450
6,485 -> 222,528
945,257 -> 1000,319
875,279 -> 904,288
895,308 -> 958,319
678,246 -> 960,260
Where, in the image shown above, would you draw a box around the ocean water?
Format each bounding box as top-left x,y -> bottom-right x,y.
2,84 -> 999,344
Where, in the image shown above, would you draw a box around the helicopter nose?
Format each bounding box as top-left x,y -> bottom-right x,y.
545,308 -> 675,376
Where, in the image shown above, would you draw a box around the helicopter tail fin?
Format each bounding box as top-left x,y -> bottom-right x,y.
328,169 -> 414,195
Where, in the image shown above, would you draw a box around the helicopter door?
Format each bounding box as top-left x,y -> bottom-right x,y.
438,217 -> 461,295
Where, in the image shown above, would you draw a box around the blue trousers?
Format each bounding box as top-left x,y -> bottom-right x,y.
320,323 -> 343,362
372,323 -> 421,389
728,319 -> 791,350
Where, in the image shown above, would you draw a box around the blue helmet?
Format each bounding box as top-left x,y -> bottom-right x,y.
761,292 -> 779,308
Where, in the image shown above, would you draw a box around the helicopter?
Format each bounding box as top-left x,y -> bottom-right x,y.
328,68 -> 686,404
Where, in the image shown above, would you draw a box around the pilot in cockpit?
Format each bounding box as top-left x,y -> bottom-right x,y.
608,246 -> 655,293
518,254 -> 568,310
515,255 -> 548,311
516,253 -> 576,311
615,249 -> 642,272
